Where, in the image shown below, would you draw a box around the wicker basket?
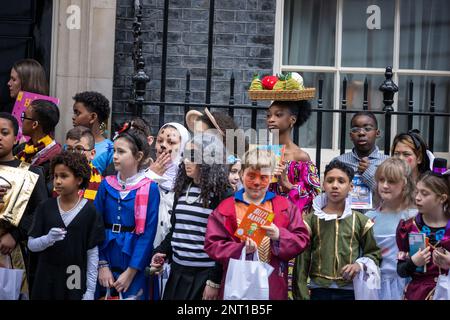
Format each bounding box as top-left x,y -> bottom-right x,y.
248,88 -> 316,101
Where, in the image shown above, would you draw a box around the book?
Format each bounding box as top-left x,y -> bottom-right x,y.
408,232 -> 428,273
350,174 -> 373,210
234,203 -> 275,246
249,144 -> 286,183
12,91 -> 60,142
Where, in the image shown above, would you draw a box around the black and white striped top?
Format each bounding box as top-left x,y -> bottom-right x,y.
171,185 -> 215,268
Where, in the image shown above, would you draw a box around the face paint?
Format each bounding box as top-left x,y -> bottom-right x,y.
243,169 -> 271,189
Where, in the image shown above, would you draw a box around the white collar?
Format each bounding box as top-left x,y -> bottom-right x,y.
312,193 -> 353,221
117,170 -> 147,188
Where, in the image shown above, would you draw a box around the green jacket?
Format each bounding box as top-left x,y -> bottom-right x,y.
293,197 -> 381,300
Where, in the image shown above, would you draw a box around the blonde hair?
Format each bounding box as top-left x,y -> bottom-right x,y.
375,158 -> 415,207
418,172 -> 450,219
241,148 -> 277,173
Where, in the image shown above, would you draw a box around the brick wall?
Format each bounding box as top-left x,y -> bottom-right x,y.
113,0 -> 276,135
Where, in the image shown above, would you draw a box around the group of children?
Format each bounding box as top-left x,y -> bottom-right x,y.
0,90 -> 449,301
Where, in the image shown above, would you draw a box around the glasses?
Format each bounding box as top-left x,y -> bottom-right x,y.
350,126 -> 376,134
20,111 -> 35,122
64,145 -> 93,153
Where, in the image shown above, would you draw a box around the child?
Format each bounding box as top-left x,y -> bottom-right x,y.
293,160 -> 381,300
27,151 -> 104,299
149,122 -> 190,247
228,157 -> 242,192
366,158 -> 417,299
72,91 -> 113,174
267,100 -> 321,214
150,133 -> 230,300
103,117 -> 155,177
333,111 -> 389,201
146,122 -> 190,300
391,130 -> 433,182
0,112 -> 47,298
64,126 -> 102,200
204,148 -> 310,300
15,99 -> 62,186
94,121 -> 159,300
396,171 -> 450,300
266,100 -> 321,299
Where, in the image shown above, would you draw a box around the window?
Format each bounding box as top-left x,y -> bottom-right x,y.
276,0 -> 450,158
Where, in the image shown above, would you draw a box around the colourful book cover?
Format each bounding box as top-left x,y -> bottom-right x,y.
249,144 -> 286,183
234,203 -> 275,246
350,174 -> 373,209
408,232 -> 428,273
12,91 -> 60,141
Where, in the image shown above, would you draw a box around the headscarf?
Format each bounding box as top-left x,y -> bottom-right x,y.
158,122 -> 190,191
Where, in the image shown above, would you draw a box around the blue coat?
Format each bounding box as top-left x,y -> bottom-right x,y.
94,179 -> 160,299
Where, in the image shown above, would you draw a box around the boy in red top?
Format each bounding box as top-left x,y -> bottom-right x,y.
204,148 -> 310,300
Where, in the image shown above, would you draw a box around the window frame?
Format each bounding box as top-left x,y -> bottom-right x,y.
274,0 -> 450,170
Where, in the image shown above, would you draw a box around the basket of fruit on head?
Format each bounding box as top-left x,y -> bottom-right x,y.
248,72 -> 315,101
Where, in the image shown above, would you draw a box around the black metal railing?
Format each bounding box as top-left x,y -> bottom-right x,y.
124,1 -> 450,173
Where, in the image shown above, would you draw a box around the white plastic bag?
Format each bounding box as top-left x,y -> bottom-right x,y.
0,254 -> 24,300
224,247 -> 274,300
353,257 -> 381,300
103,287 -> 143,300
433,273 -> 450,300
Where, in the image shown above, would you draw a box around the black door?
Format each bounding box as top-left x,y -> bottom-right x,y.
0,0 -> 52,112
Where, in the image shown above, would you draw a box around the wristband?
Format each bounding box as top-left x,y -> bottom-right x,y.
206,280 -> 221,289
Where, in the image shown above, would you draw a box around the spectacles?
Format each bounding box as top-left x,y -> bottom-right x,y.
350,126 -> 376,134
20,111 -> 35,122
64,145 -> 93,153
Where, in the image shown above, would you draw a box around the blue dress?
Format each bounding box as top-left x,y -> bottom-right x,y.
94,179 -> 160,300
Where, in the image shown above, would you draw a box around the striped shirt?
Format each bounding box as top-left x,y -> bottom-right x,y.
171,185 -> 215,268
333,146 -> 389,192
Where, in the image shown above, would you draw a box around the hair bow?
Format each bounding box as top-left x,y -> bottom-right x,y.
113,121 -> 132,141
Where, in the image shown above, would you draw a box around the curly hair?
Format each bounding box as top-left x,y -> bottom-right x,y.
324,160 -> 355,181
173,133 -> 230,208
270,100 -> 312,128
73,91 -> 110,123
50,151 -> 91,189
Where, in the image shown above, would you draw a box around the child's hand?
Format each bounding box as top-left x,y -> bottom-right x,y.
433,248 -> 450,269
411,247 -> 431,267
341,263 -> 361,280
0,233 -> 16,255
245,237 -> 257,254
357,157 -> 369,174
260,223 -> 280,241
0,185 -> 11,203
273,161 -> 293,190
150,253 -> 166,271
149,151 -> 172,176
98,266 -> 115,288
113,267 -> 137,293
202,282 -> 220,300
45,227 -> 67,245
